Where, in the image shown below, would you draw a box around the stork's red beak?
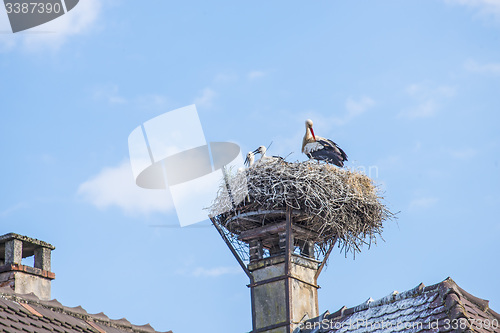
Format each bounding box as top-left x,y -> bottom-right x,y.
310,127 -> 316,141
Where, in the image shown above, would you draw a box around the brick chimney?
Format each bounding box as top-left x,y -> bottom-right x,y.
0,233 -> 55,300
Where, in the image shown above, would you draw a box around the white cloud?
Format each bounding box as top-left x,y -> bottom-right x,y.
436,86 -> 456,97
0,0 -> 101,51
213,73 -> 238,83
194,87 -> 216,108
449,147 -> 478,159
409,197 -> 439,210
345,96 -> 375,117
0,202 -> 27,218
135,94 -> 169,110
78,160 -> 173,215
404,100 -> 438,118
375,154 -> 403,172
331,96 -> 375,126
406,84 -> 455,98
444,0 -> 500,19
93,85 -> 172,110
248,70 -> 266,80
400,83 -> 455,119
192,266 -> 242,277
93,85 -> 127,105
465,59 -> 500,75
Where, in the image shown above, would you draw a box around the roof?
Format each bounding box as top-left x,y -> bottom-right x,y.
0,287 -> 172,333
295,277 -> 500,333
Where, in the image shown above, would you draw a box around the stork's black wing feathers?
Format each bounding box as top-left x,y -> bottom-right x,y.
311,139 -> 348,167
309,149 -> 345,167
316,139 -> 348,161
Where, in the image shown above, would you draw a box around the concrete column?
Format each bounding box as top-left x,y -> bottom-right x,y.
34,247 -> 51,271
279,231 -> 294,253
5,239 -> 22,264
249,240 -> 263,262
248,254 -> 320,333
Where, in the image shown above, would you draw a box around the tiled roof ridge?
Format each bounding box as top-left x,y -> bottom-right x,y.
295,277 -> 500,333
439,277 -> 500,325
325,277 -> 498,322
0,287 -> 171,333
326,281 -> 431,319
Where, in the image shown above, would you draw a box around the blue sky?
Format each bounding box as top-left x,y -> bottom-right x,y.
1,1 -> 499,332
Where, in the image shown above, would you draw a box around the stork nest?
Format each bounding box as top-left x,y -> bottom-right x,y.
209,160 -> 395,255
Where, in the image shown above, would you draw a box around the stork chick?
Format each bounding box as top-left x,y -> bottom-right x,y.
252,146 -> 283,164
244,151 -> 255,167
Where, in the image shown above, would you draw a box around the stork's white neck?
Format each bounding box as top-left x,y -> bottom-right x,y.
305,127 -> 314,141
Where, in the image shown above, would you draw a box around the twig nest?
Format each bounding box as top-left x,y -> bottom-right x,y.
209,160 -> 394,255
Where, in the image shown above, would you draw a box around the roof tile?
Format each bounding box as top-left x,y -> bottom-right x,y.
0,288 -> 13,297
17,293 -> 39,303
63,306 -> 88,316
132,324 -> 155,332
326,306 -> 346,321
19,303 -> 42,318
40,323 -> 53,331
42,299 -> 64,310
21,325 -> 34,333
113,318 -> 133,328
10,322 -> 22,330
51,324 -> 65,333
86,321 -> 105,333
295,277 -> 499,333
25,317 -> 42,329
0,292 -> 170,333
445,292 -> 460,311
89,312 -> 109,322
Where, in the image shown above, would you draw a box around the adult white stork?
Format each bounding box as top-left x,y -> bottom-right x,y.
244,151 -> 255,167
302,119 -> 348,167
252,146 -> 283,164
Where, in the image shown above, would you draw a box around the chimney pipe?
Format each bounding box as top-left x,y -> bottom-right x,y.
0,233 -> 55,300
212,208 -> 334,333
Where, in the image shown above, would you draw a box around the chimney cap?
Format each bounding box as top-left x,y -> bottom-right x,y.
0,233 -> 55,260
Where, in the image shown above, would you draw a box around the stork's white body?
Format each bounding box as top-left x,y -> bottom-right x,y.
244,151 -> 255,167
302,119 -> 348,167
253,146 -> 282,164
